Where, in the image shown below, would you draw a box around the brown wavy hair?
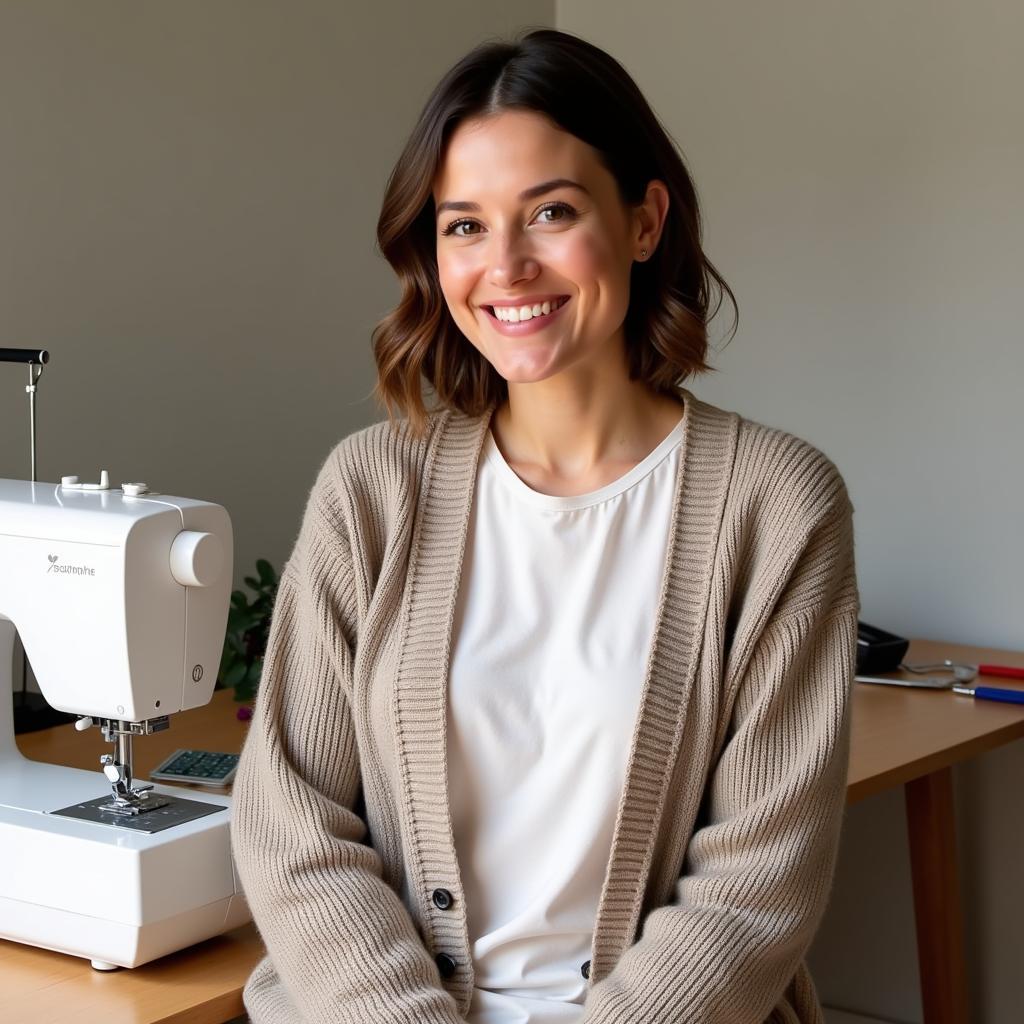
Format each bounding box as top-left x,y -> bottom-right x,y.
372,27 -> 737,438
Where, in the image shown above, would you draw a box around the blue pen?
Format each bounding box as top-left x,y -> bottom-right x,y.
952,685 -> 1024,705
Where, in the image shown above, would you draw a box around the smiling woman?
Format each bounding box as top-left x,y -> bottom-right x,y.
372,29 -> 736,441
434,110 -> 661,395
231,26 -> 860,1024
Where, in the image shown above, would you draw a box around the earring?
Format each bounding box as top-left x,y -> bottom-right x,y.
640,248 -> 648,259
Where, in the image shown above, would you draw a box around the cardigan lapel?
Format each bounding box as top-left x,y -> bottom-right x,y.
588,391 -> 738,983
390,402 -> 494,1015
390,390 -> 739,1011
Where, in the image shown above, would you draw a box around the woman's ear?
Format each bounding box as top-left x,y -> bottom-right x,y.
634,179 -> 670,260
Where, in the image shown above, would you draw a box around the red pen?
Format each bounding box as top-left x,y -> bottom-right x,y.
977,663 -> 1024,680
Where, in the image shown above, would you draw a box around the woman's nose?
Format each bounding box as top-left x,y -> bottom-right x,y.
486,232 -> 539,289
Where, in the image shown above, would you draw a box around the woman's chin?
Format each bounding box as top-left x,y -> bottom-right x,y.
496,365 -> 560,386
489,348 -> 565,383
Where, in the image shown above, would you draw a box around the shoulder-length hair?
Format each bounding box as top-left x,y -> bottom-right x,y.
372,27 -> 736,437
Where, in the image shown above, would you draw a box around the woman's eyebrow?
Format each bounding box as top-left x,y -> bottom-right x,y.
436,178 -> 590,217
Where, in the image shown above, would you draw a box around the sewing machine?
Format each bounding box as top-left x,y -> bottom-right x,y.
0,473 -> 250,970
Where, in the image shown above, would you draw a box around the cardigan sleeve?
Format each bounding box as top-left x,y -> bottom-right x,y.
581,491 -> 860,1024
230,465 -> 466,1024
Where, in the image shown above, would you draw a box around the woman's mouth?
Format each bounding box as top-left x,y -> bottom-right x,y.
482,296 -> 571,335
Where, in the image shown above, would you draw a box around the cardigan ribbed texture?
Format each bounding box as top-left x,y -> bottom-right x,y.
230,388 -> 860,1024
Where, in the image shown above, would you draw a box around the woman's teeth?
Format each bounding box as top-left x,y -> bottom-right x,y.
491,297 -> 567,322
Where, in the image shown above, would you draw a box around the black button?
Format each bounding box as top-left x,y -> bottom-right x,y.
581,959 -> 591,979
431,888 -> 453,910
436,952 -> 457,979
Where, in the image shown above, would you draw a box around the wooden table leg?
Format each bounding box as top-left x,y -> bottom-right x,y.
904,767 -> 970,1024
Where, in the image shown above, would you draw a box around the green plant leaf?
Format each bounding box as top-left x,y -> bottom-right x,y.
227,607 -> 249,635
223,661 -> 247,688
234,680 -> 256,702
220,558 -> 279,702
244,658 -> 263,686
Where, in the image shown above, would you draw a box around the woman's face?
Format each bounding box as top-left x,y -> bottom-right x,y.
433,110 -> 650,387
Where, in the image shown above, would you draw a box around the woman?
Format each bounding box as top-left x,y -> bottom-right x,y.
231,28 -> 860,1024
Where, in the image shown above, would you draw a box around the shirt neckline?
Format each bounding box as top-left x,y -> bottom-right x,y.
482,410 -> 686,512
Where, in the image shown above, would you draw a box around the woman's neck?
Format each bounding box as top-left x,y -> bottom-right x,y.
489,384 -> 685,493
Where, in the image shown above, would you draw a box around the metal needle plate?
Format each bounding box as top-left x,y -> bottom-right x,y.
49,794 -> 226,834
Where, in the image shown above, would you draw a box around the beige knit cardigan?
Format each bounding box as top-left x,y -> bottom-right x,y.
230,388 -> 861,1024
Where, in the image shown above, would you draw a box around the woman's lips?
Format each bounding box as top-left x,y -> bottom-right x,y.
483,297 -> 571,336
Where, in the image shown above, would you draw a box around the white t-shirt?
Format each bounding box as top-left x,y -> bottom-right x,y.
446,413 -> 686,1024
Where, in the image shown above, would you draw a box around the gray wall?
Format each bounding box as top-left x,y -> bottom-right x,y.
557,2 -> 1023,1022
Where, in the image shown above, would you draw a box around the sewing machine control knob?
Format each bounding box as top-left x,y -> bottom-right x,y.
121,482 -> 149,496
75,716 -> 94,731
169,530 -> 224,588
60,471 -> 110,490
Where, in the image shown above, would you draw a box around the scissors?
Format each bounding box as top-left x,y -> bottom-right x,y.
856,660 -> 1024,704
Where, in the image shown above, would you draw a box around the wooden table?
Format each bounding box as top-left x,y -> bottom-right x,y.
846,637 -> 1024,1024
4,637 -> 1023,1024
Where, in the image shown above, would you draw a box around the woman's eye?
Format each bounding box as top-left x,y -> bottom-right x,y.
442,218 -> 480,238
440,202 -> 576,238
535,202 -> 576,224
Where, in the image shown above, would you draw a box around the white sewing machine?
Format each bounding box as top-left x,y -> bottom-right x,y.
0,472 -> 250,970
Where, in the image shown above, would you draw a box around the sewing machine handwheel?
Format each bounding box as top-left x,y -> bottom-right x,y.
169,530 -> 224,587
